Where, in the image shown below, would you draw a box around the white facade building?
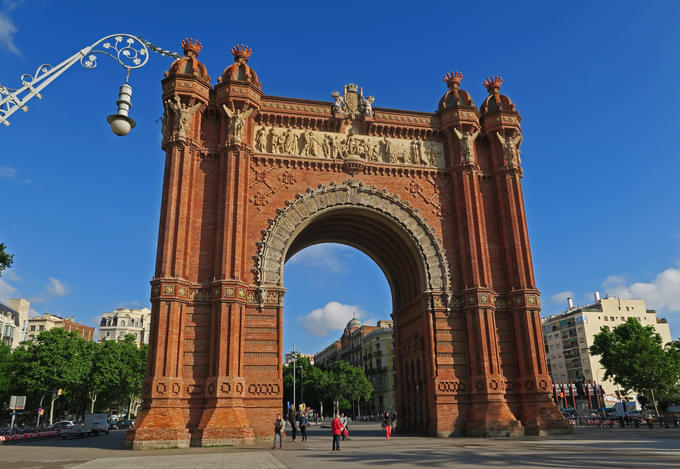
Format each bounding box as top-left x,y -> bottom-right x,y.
0,298 -> 29,349
542,295 -> 672,395
98,307 -> 151,346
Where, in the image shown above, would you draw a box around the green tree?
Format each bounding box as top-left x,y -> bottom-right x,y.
590,318 -> 680,411
85,340 -> 121,413
323,361 -> 373,417
0,243 -> 13,278
10,328 -> 92,422
0,343 -> 12,407
114,336 -> 147,417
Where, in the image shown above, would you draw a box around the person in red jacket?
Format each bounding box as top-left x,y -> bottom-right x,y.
331,414 -> 342,451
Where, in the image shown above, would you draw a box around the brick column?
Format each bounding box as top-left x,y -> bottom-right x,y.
493,166 -> 570,434
443,119 -> 522,436
191,141 -> 256,446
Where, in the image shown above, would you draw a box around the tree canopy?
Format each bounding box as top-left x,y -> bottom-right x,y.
0,243 -> 13,278
3,329 -> 148,423
590,318 -> 680,404
283,356 -> 373,418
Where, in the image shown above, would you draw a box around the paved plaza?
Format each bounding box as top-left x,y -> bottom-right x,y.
1,423 -> 679,468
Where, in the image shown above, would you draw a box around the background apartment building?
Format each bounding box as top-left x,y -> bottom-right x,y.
314,318 -> 396,414
0,298 -> 30,348
362,321 -> 396,414
98,307 -> 151,345
27,313 -> 94,341
542,294 -> 672,395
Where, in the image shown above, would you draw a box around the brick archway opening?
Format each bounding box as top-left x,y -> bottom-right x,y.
267,183 -> 452,434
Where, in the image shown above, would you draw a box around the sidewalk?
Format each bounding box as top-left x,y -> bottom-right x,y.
2,423 -> 679,468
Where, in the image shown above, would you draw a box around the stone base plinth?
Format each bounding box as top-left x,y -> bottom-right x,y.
190,405 -> 256,447
465,400 -> 524,437
125,406 -> 191,449
518,397 -> 573,435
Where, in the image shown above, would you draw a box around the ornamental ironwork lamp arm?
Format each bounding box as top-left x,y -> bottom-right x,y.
0,33 -> 179,135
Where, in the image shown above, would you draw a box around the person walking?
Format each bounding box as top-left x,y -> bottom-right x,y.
339,412 -> 348,440
300,412 -> 308,442
382,411 -> 392,440
291,410 -> 299,441
273,413 -> 284,449
331,414 -> 342,451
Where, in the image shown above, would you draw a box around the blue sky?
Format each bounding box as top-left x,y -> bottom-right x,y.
1,1 -> 679,356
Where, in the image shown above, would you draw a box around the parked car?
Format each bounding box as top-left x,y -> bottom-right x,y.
560,408 -> 578,418
116,419 -> 135,429
51,420 -> 76,429
658,406 -> 680,427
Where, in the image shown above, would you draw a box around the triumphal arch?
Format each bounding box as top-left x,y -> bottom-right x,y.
125,39 -> 569,449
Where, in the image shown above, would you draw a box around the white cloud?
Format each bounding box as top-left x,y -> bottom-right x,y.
46,277 -> 67,296
31,276 -> 68,303
287,244 -> 348,274
550,290 -> 575,305
0,10 -> 19,55
602,268 -> 680,314
298,301 -> 368,336
0,278 -> 18,304
0,166 -> 17,179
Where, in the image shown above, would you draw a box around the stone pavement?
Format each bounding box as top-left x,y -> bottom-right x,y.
1,423 -> 680,468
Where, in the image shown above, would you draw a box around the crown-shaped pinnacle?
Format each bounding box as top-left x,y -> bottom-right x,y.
181,38 -> 202,56
443,71 -> 463,88
231,44 -> 252,62
483,76 -> 503,93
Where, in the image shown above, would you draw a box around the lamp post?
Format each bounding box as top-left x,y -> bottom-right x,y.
299,365 -> 304,406
291,344 -> 297,412
0,34 -> 179,134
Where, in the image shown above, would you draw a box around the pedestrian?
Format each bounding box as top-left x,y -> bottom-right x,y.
339,412 -> 348,440
273,413 -> 284,449
382,411 -> 392,440
300,411 -> 308,442
291,410 -> 298,441
331,414 -> 342,451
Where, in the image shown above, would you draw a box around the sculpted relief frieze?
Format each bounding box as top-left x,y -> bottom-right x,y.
253,125 -> 446,169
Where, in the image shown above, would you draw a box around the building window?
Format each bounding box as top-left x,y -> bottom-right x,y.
604,317 -> 608,321
106,331 -> 110,337
39,325 -> 45,331
610,316 -> 614,321
30,325 -> 35,331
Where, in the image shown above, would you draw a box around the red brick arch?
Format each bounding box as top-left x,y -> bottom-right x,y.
125,44 -> 570,449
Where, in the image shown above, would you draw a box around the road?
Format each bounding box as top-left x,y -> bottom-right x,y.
1,424 -> 680,468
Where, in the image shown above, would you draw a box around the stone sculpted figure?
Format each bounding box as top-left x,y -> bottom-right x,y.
416,140 -> 430,166
453,127 -> 480,164
283,128 -> 297,155
333,135 -> 343,158
254,127 -> 267,152
167,96 -> 202,138
161,103 -> 169,140
222,104 -> 256,141
361,95 -> 375,117
409,140 -> 420,165
302,130 -> 320,156
332,91 -> 346,114
382,136 -> 394,163
496,130 -> 522,165
428,143 -> 441,167
321,135 -> 331,158
369,143 -> 380,162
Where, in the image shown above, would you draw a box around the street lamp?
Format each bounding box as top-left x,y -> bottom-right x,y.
0,33 -> 179,135
299,364 -> 304,406
291,345 -> 297,412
